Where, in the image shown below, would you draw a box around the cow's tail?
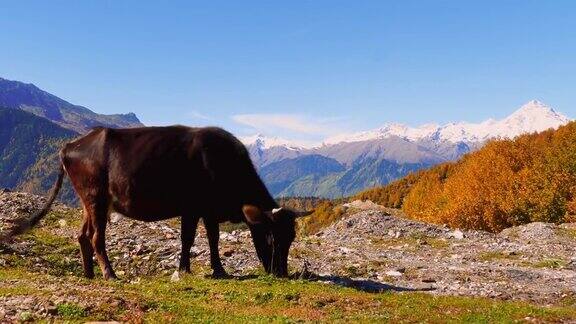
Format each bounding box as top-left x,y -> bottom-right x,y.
2,163 -> 65,241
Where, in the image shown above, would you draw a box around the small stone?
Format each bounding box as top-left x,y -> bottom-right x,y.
170,271 -> 180,282
452,229 -> 465,240
385,270 -> 403,277
339,247 -> 354,254
190,247 -> 204,256
110,212 -> 123,223
58,219 -> 67,227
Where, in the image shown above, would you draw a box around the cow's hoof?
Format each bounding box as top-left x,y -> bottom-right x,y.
103,272 -> 118,280
210,270 -> 230,279
178,266 -> 191,273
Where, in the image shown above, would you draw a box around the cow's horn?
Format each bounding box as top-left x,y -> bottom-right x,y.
295,210 -> 314,218
272,207 -> 283,214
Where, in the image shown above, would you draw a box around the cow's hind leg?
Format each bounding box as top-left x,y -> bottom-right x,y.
204,218 -> 228,278
78,216 -> 95,278
86,198 -> 116,280
179,215 -> 200,273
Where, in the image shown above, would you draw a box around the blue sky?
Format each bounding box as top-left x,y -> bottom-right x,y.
1,1 -> 575,143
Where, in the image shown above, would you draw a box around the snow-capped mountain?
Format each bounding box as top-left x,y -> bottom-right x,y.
243,100 -> 573,199
324,100 -> 570,145
240,134 -> 304,150
244,100 -> 571,168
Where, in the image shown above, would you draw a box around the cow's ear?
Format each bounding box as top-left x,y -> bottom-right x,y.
243,205 -> 265,224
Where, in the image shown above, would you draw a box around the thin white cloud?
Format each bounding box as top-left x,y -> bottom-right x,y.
231,113 -> 339,136
187,110 -> 213,121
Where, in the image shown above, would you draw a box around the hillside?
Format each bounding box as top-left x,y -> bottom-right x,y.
259,155 -> 345,195
245,100 -> 571,198
0,191 -> 575,321
357,120 -> 576,232
0,108 -> 77,203
0,77 -> 143,133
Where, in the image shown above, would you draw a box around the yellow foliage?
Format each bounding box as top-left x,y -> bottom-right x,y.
297,200 -> 345,235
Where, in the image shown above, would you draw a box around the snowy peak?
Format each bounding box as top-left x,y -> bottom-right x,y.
240,134 -> 304,150
324,100 -> 571,145
500,100 -> 570,136
513,99 -> 556,115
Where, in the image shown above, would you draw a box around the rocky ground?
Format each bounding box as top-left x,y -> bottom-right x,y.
1,191 -> 576,321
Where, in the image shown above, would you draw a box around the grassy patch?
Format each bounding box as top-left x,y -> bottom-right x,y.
56,303 -> 87,319
558,227 -> 576,240
220,221 -> 248,233
19,229 -> 83,276
43,209 -> 82,229
1,267 -> 576,322
478,251 -> 521,262
529,258 -> 568,269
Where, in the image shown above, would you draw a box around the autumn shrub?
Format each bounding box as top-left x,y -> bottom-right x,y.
297,200 -> 346,235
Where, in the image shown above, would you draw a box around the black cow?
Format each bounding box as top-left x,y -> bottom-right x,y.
7,126 -> 311,279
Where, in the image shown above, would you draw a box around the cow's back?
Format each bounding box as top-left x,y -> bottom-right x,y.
63,125 -> 274,222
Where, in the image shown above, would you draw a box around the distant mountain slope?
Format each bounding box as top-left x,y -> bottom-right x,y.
0,108 -> 77,203
310,136 -> 445,166
356,120 -> 576,232
243,100 -> 571,198
0,77 -> 143,133
279,158 -> 432,198
260,155 -> 345,195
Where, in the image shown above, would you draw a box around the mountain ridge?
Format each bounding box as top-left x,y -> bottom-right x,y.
0,77 -> 143,133
243,100 -> 569,151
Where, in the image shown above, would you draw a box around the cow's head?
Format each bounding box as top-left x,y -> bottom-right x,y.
242,205 -> 312,277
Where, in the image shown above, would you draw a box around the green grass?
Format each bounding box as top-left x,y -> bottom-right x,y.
57,303 -> 87,319
530,258 -> 568,269
1,267 -> 576,323
42,209 -> 82,229
477,251 -> 521,262
17,228 -> 84,277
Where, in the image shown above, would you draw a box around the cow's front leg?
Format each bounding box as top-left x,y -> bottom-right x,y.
179,215 -> 200,273
204,218 -> 228,278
